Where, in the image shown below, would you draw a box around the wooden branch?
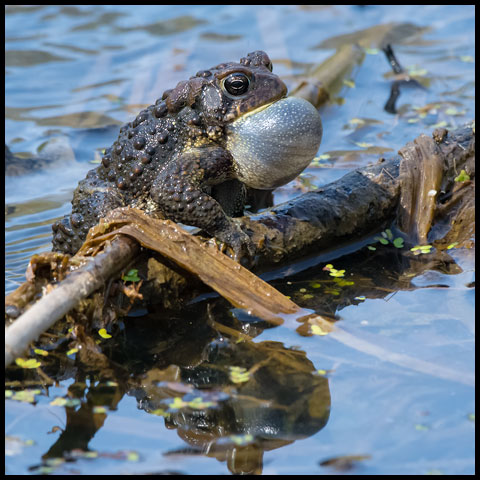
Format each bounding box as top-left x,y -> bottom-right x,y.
5,211 -> 305,367
289,44 -> 365,107
76,210 -> 301,324
5,123 -> 474,369
5,237 -> 139,366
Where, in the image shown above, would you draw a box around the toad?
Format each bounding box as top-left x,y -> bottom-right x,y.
52,51 -> 322,258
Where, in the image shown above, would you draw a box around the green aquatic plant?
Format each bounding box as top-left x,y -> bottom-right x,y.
122,268 -> 140,282
372,229 -> 404,249
410,244 -> 434,255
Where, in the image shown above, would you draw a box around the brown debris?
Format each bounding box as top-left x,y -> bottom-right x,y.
78,209 -> 301,324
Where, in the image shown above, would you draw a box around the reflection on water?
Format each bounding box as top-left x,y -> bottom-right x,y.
137,342 -> 329,475
27,303 -> 329,475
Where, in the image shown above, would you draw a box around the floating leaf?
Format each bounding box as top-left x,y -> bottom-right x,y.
406,64 -> 428,76
460,55 -> 474,63
152,408 -> 170,417
375,230 -> 404,248
355,296 -> 366,301
229,366 -> 250,384
34,348 -> 49,356
311,154 -> 331,167
375,236 -> 389,245
343,79 -> 355,88
122,268 -> 140,282
408,68 -> 428,77
349,118 -> 365,126
414,423 -> 429,431
311,324 -> 328,336
444,107 -> 465,116
50,397 -> 81,407
98,328 -> 112,339
367,246 -> 377,251
9,389 -> 41,404
15,358 -> 41,369
83,451 -> 99,458
393,237 -> 404,248
446,242 -> 459,250
411,245 -> 433,255
431,121 -> 448,129
454,169 -> 470,182
230,434 -> 253,445
168,397 -> 188,410
126,451 -> 140,462
355,141 -> 373,148
323,263 -> 345,277
187,396 -> 215,409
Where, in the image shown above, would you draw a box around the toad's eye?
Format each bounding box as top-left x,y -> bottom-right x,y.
223,73 -> 250,96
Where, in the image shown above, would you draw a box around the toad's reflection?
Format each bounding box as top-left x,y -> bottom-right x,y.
131,333 -> 330,475
36,302 -> 330,474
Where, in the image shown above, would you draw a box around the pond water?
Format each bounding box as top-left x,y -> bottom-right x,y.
5,5 -> 475,475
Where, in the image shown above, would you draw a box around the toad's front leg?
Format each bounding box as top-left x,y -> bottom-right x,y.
150,146 -> 254,260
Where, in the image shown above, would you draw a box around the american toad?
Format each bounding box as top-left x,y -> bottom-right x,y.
52,51 -> 322,257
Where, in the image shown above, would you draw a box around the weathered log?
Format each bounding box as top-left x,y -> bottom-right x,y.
5,123 -> 475,368
249,124 -> 474,267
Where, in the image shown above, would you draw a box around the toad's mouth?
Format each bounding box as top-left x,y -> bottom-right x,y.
226,96 -> 322,190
